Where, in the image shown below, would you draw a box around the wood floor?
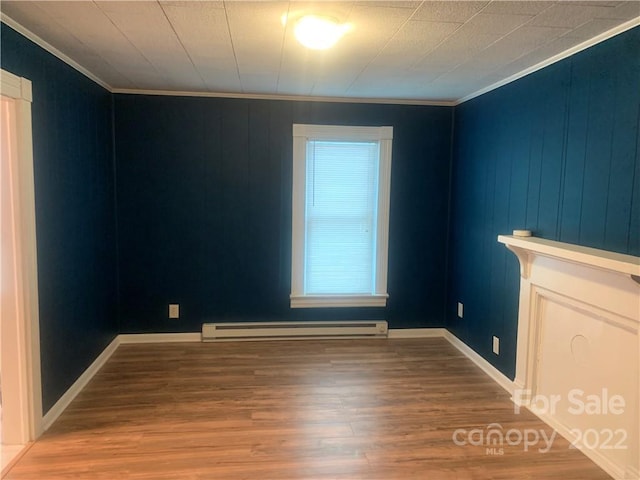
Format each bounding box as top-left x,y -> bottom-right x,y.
5,338 -> 610,479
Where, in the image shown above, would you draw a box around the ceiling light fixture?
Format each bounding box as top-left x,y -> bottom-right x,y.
293,15 -> 349,50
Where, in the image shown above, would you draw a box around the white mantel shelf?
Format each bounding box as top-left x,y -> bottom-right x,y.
498,235 -> 640,280
499,234 -> 639,479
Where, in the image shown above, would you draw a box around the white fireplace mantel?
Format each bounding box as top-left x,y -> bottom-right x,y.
499,235 -> 639,480
498,235 -> 640,281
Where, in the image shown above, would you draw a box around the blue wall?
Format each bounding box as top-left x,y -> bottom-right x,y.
447,27 -> 640,379
1,24 -> 118,412
2,16 -> 638,412
113,96 -> 453,332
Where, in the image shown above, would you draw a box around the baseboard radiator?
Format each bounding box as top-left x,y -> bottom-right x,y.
201,320 -> 388,342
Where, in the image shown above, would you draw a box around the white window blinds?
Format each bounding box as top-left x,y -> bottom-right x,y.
304,140 -> 380,294
291,124 -> 393,308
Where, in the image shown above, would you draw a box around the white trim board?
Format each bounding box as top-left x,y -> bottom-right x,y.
290,124 -> 393,309
1,68 -> 42,443
444,331 -> 515,396
531,406 -> 629,480
34,326 -> 635,480
37,329 -> 515,434
499,234 -> 639,477
39,333 -> 198,432
455,16 -> 640,105
0,14 -> 109,91
41,336 -> 119,431
30,327 -> 634,479
118,328 -> 452,342
390,328 -> 516,396
112,88 -> 455,107
2,14 -> 638,106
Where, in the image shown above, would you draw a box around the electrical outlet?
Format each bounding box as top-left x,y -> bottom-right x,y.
492,336 -> 500,355
169,304 -> 180,319
457,302 -> 464,318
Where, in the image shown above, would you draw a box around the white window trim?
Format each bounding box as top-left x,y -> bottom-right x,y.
290,124 -> 393,308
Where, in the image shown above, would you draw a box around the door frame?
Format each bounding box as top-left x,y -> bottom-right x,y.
1,68 -> 42,442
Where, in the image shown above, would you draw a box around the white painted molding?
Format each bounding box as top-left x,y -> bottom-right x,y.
37,328 -> 520,441
499,234 -> 639,478
376,135 -> 393,299
290,295 -> 389,308
290,124 -> 393,309
292,124 -> 393,140
111,88 -> 456,107
457,16 -> 640,105
1,69 -> 42,442
388,328 -> 448,338
388,328 -> 516,397
444,331 -> 515,396
36,321 -> 639,480
1,69 -> 30,101
3,13 -> 638,106
498,235 -> 640,278
1,14 -> 110,91
118,333 -> 201,344
530,406 -> 632,480
41,336 -> 120,431
40,333 -> 198,432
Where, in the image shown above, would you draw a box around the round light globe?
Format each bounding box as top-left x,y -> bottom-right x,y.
294,15 -> 347,50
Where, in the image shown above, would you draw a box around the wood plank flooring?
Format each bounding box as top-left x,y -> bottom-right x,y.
5,338 -> 610,479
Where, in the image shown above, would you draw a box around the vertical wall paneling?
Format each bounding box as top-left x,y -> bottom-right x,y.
0,23 -> 118,412
448,27 -> 640,379
2,17 -> 637,406
114,98 -> 453,332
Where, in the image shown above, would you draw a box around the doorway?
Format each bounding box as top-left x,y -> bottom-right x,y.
0,69 -> 42,472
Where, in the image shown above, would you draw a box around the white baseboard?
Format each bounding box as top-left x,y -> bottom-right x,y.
443,331 -> 635,478
444,331 -> 515,396
39,329 -> 517,438
118,332 -> 201,344
40,333 -> 200,431
383,328 -> 516,397
532,409 -> 626,480
388,327 -> 447,338
36,327 -> 630,478
388,328 -> 515,397
41,336 -> 120,431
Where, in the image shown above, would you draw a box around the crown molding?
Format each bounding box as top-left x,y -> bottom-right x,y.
110,87 -> 456,107
456,16 -> 640,105
3,13 -> 638,107
1,14 -> 111,91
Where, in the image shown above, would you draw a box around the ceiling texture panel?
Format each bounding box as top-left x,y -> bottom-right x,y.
374,20 -> 462,67
1,0 -> 638,103
96,0 -> 207,90
529,3 -> 626,27
412,1 -> 490,22
33,1 -> 139,87
481,1 -> 551,15
159,1 -> 241,91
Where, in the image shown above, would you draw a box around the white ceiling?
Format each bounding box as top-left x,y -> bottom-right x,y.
1,1 -> 638,104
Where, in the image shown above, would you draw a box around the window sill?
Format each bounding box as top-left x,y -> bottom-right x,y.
290,294 -> 388,308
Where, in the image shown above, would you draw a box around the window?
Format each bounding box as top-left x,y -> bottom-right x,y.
290,124 -> 393,308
